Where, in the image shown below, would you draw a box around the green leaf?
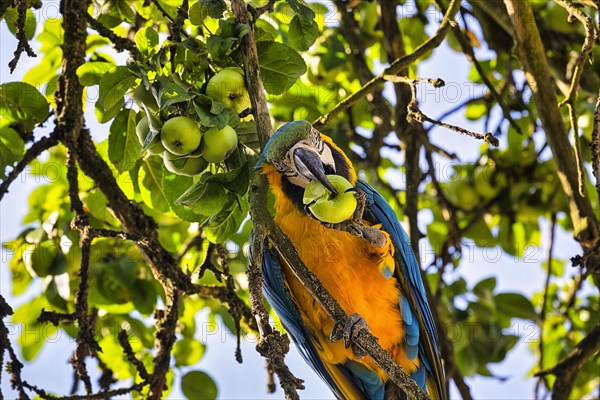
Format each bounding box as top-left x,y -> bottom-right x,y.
95,97 -> 125,124
98,66 -> 136,111
109,109 -> 142,173
0,126 -> 25,178
162,171 -> 209,223
139,156 -> 169,212
288,15 -> 318,51
204,195 -> 248,243
465,102 -> 487,121
205,164 -> 250,194
173,338 -> 206,367
175,178 -> 228,216
0,82 -> 50,130
287,0 -> 316,21
193,96 -> 229,129
495,293 -> 537,320
181,370 -> 218,400
473,277 -> 496,297
200,0 -> 226,18
257,41 -> 307,95
455,346 -> 478,376
463,218 -> 495,247
135,26 -> 159,57
188,1 -> 208,25
76,62 -> 114,86
131,279 -> 158,315
157,81 -> 195,108
83,189 -> 119,226
207,35 -> 237,61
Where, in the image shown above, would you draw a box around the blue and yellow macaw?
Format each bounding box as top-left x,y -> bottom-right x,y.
257,120 -> 446,399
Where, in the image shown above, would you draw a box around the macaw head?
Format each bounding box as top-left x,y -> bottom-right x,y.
258,120 -> 356,210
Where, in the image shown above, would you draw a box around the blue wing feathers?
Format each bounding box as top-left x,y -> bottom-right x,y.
257,241 -> 335,389
357,180 -> 443,397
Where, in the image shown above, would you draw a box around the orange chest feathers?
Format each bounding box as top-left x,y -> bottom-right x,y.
273,196 -> 406,370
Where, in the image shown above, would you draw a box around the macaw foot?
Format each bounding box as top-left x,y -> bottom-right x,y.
320,188 -> 387,247
330,313 -> 370,359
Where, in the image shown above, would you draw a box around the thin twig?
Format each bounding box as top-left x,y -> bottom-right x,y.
0,295 -> 29,399
247,0 -> 276,21
555,0 -> 598,107
407,82 -> 500,146
0,134 -> 59,202
118,330 -> 150,381
217,244 -> 244,363
452,7 -> 523,134
148,287 -> 180,399
168,0 -> 188,41
8,0 -> 36,73
85,14 -> 142,61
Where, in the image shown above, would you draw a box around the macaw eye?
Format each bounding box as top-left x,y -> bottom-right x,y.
308,128 -> 324,153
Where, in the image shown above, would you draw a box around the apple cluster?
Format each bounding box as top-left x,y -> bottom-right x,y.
133,68 -> 251,177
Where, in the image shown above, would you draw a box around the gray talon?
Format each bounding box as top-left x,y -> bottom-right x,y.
330,313 -> 370,358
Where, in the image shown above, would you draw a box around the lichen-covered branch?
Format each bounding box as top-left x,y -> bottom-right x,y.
503,0 -> 600,286
230,1 -> 306,398
592,89 -> 600,202
535,322 -> 600,400
85,14 -> 142,61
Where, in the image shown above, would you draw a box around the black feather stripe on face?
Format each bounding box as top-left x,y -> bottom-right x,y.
281,143 -> 353,212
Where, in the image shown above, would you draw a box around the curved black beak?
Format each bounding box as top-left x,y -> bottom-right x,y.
294,147 -> 338,196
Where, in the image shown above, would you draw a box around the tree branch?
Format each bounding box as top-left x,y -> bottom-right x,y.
335,0 -> 394,165
535,322 -> 600,399
85,14 -> 142,61
592,88 -> 600,202
230,1 -> 305,398
503,0 -> 600,280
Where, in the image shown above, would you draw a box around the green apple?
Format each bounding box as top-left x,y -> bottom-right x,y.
303,175 -> 358,224
163,151 -> 208,176
24,240 -> 66,277
206,67 -> 251,114
161,116 -> 202,155
199,125 -> 238,163
132,85 -> 159,113
137,117 -> 166,155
